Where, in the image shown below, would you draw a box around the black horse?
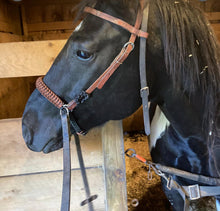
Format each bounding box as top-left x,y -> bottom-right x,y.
22,0 -> 220,210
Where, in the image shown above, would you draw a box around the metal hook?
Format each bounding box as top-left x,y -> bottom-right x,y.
125,148 -> 136,158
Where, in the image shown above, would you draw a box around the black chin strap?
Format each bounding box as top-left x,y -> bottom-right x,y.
139,1 -> 150,135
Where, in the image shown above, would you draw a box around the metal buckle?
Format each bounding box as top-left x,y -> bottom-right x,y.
188,184 -> 200,200
140,86 -> 149,97
123,42 -> 135,51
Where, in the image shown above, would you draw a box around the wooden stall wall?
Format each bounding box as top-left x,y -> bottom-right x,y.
0,120 -> 105,210
0,0 -> 80,119
0,0 -> 22,42
21,0 -> 80,41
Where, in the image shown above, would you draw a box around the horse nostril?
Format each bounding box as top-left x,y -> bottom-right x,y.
22,123 -> 33,146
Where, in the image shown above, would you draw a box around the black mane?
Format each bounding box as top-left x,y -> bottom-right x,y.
154,0 -> 220,165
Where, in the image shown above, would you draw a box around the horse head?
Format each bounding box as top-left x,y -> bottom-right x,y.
22,0 -> 159,153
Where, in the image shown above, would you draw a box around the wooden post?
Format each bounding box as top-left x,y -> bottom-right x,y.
102,120 -> 127,211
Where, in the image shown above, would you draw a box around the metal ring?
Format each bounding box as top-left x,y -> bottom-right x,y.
131,198 -> 139,207
125,148 -> 136,158
123,42 -> 135,50
60,104 -> 69,116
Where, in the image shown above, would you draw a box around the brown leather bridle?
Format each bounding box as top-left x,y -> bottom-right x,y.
36,1 -> 148,112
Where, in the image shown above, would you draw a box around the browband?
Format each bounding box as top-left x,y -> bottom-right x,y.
84,7 -> 148,38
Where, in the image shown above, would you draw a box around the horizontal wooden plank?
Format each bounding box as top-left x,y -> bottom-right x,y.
211,23 -> 220,32
0,40 -> 66,78
0,21 -> 17,33
0,118 -> 103,176
27,31 -> 72,41
0,32 -> 22,43
27,21 -> 76,32
211,23 -> 220,40
215,32 -> 220,41
0,168 -> 104,211
206,12 -> 220,21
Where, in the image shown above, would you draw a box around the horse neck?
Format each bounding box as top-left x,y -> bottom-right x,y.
146,0 -> 219,177
151,64 -> 220,177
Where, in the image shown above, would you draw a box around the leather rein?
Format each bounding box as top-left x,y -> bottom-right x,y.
36,1 -> 150,211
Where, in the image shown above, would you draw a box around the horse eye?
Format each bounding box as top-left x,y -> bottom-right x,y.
76,50 -> 93,61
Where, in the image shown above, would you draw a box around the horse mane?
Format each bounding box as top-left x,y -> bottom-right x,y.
154,0 -> 220,174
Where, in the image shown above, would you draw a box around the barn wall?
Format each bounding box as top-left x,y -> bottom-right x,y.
0,0 -> 220,131
0,0 -> 80,119
0,0 -> 22,42
21,0 -> 80,41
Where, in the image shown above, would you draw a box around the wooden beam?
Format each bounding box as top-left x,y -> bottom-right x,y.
0,21 -> 17,33
102,121 -> 127,211
27,21 -> 76,32
0,32 -> 22,43
211,23 -> 220,40
0,40 -> 66,78
27,31 -> 72,41
211,23 -> 220,32
206,12 -> 220,21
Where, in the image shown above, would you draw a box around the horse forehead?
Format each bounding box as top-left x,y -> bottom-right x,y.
72,19 -> 122,47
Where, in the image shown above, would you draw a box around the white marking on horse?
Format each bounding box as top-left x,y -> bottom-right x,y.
74,21 -> 84,32
150,106 -> 170,150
